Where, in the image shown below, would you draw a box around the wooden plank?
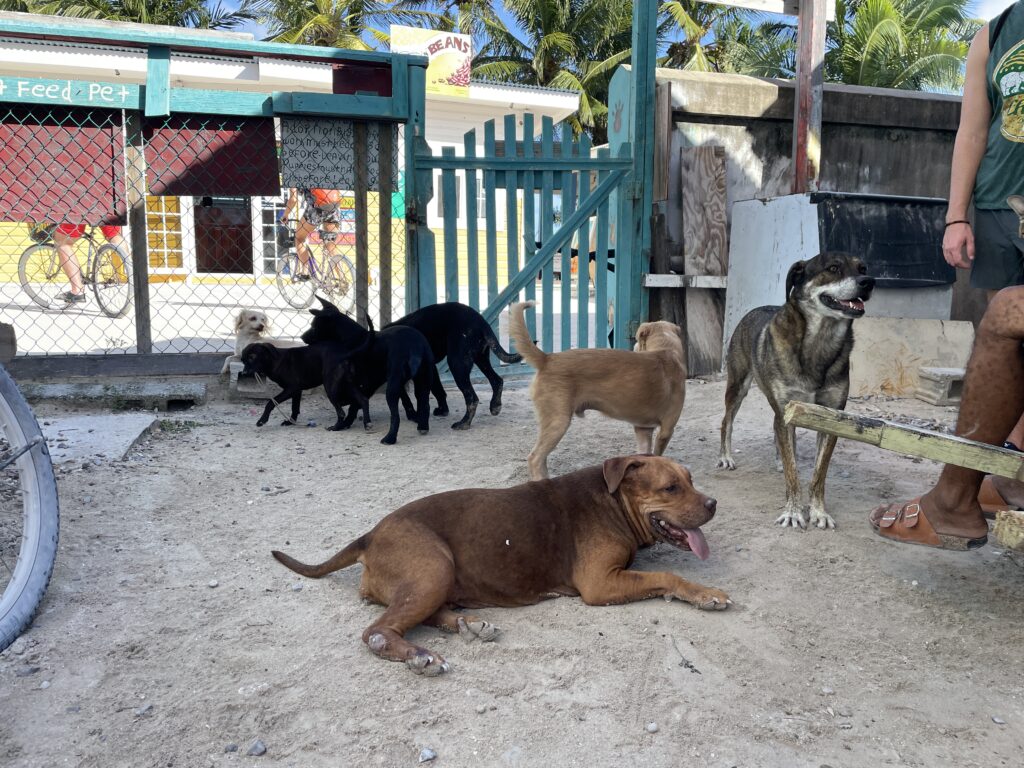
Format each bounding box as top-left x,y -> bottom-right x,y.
698,0 -> 835,20
7,353 -> 224,379
644,274 -> 728,289
354,122 -> 370,326
653,81 -> 672,203
440,145 -> 459,302
792,0 -> 826,193
503,115 -> 520,306
522,113 -> 537,338
681,145 -> 728,376
484,120 -> 499,308
0,75 -> 140,110
378,121 -> 393,325
648,207 -> 684,334
784,402 -> 1024,482
576,133 -> 592,350
595,148 -> 611,348
124,110 -> 152,354
560,127 -> 575,351
464,129 -> 480,310
540,116 -> 555,352
419,155 -> 632,172
406,64 -> 435,311
144,45 -> 170,116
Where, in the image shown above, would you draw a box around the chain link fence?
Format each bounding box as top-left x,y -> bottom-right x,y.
0,104 -> 405,359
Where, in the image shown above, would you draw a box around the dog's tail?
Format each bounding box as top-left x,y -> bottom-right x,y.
483,321 -> 522,364
271,537 -> 365,578
508,301 -> 546,370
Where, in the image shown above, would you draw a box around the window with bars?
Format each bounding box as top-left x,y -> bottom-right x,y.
145,194 -> 184,271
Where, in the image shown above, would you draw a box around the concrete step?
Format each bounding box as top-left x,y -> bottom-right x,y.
914,366 -> 966,406
21,379 -> 207,411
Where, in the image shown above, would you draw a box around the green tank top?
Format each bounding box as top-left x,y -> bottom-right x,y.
977,1 -> 1024,209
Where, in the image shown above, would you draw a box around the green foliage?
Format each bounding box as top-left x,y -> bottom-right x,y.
472,0 -> 633,141
825,0 -> 977,91
0,0 -> 261,29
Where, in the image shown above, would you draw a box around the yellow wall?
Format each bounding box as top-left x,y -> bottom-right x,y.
428,227 -> 512,292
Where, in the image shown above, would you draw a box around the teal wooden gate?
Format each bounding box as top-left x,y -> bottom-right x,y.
410,113 -> 632,353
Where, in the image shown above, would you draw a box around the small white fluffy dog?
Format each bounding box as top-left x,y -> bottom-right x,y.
221,309 -> 304,374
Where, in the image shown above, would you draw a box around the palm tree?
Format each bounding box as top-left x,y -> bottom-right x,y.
659,0 -> 744,72
472,0 -> 633,141
393,0 -> 499,38
717,17 -> 797,79
0,0 -> 260,29
826,0 -> 978,91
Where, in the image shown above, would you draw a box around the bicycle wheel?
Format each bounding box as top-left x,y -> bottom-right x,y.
323,254 -> 357,316
92,244 -> 133,319
0,364 -> 59,652
276,251 -> 316,310
18,244 -> 67,310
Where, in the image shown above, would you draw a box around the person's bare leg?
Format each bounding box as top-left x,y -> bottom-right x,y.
919,286 -> 1024,537
53,230 -> 84,294
294,219 -> 315,271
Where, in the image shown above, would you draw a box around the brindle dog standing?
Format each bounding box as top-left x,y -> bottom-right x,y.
718,252 -> 875,530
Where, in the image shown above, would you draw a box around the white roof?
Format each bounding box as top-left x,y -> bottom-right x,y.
0,33 -> 580,140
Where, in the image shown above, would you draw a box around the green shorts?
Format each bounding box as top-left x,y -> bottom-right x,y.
973,209 -> 1024,291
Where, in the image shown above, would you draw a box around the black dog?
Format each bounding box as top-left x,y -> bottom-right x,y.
301,299 -> 434,445
241,342 -> 371,432
718,252 -> 875,530
388,302 -> 522,430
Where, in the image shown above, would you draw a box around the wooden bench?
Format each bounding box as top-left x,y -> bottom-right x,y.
784,401 -> 1024,551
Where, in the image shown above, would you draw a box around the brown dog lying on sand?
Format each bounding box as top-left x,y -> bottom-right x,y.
509,300 -> 687,480
272,455 -> 728,676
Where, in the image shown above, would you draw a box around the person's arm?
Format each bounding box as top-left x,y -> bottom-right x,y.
944,25 -> 992,269
280,189 -> 298,222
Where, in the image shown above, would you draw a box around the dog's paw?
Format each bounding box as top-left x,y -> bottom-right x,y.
684,587 -> 731,611
433,406 -> 449,417
489,402 -> 502,416
380,434 -> 397,445
417,428 -> 429,436
405,650 -> 449,677
451,419 -> 472,431
363,421 -> 374,432
775,506 -> 807,529
280,419 -> 295,427
717,456 -> 737,470
404,409 -> 418,422
326,423 -> 350,432
255,419 -> 268,427
457,616 -> 500,642
809,507 -> 836,530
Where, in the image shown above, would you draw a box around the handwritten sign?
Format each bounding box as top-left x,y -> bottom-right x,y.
0,77 -> 140,110
279,117 -> 397,191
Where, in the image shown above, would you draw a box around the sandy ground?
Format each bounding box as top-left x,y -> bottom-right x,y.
1,376 -> 1022,768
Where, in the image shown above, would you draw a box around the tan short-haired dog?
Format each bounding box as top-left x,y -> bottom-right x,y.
509,301 -> 687,479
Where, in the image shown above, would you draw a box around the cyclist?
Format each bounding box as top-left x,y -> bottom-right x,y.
51,223 -> 127,304
279,188 -> 343,282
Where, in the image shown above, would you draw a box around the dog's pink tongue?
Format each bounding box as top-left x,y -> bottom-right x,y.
684,529 -> 710,560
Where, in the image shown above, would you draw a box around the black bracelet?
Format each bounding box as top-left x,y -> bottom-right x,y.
944,219 -> 970,229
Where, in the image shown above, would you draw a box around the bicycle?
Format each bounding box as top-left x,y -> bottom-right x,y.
274,222 -> 356,314
19,225 -> 134,319
0,362 -> 59,652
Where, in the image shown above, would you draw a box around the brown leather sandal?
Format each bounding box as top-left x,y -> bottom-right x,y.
869,497 -> 988,551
